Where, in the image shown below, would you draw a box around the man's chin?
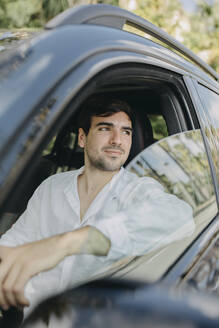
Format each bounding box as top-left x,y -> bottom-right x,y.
99,163 -> 122,172
95,158 -> 124,172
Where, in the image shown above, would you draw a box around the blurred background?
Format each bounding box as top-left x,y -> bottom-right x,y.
0,0 -> 219,73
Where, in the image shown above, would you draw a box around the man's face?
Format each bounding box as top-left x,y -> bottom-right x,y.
78,112 -> 133,172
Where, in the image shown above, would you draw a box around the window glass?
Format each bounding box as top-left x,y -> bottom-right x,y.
148,114 -> 168,140
197,84 -> 219,186
110,130 -> 217,282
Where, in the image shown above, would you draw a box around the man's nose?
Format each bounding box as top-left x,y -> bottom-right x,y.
110,129 -> 122,145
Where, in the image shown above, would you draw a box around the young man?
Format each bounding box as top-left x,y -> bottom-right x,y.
0,97 -> 194,316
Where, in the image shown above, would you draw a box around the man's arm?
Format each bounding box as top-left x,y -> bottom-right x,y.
0,226 -> 110,310
0,176 -> 194,311
94,178 -> 195,262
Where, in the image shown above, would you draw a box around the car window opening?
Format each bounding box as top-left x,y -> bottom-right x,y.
0,71 -> 205,287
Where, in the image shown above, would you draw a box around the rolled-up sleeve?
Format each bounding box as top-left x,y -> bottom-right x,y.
94,179 -> 195,262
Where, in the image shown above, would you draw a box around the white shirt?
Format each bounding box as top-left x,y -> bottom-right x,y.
0,167 -> 194,316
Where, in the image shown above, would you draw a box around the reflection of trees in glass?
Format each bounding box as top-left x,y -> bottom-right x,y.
197,86 -> 219,186
140,155 -> 173,194
130,158 -> 164,186
128,131 -> 215,214
202,125 -> 219,187
175,145 -> 209,199
208,125 -> 219,185
160,141 -> 207,208
181,133 -> 213,197
168,136 -> 213,204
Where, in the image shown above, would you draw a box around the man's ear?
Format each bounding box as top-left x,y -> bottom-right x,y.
78,128 -> 86,148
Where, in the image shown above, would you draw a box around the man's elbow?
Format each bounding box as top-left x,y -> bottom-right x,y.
86,226 -> 111,256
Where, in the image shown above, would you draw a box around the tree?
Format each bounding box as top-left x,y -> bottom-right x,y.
130,0 -> 188,39
183,0 -> 219,73
42,0 -> 69,22
0,0 -> 42,28
0,0 -> 70,28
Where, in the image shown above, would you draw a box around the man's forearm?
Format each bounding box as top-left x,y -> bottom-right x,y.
62,226 -> 111,257
0,226 -> 111,310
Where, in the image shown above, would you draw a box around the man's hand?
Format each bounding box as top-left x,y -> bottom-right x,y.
0,226 -> 110,310
0,234 -> 68,310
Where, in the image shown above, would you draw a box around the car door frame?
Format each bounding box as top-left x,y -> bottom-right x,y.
1,49 -> 219,287
161,75 -> 219,285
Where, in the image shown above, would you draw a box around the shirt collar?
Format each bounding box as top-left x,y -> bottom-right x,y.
108,167 -> 124,189
64,166 -> 124,198
73,166 -> 124,189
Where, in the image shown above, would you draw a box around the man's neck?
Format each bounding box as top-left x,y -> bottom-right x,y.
79,166 -> 119,195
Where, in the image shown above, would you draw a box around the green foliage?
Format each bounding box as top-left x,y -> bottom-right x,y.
134,0 -> 185,35
0,0 -> 119,28
132,0 -> 219,73
42,0 -> 69,21
182,0 -> 219,73
0,0 -> 69,28
0,0 -> 42,28
148,115 -> 168,140
98,0 -> 119,5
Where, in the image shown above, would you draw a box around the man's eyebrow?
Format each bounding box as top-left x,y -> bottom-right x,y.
95,122 -> 133,131
95,122 -> 114,127
122,126 -> 133,132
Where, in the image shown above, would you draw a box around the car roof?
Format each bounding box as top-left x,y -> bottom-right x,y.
46,4 -> 219,83
0,17 -> 218,126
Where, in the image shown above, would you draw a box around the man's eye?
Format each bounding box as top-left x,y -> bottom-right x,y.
99,127 -> 109,131
123,130 -> 131,135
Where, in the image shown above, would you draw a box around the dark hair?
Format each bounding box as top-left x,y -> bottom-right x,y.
78,96 -> 134,135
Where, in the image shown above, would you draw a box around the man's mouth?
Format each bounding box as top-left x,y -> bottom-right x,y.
105,150 -> 122,155
103,147 -> 124,156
